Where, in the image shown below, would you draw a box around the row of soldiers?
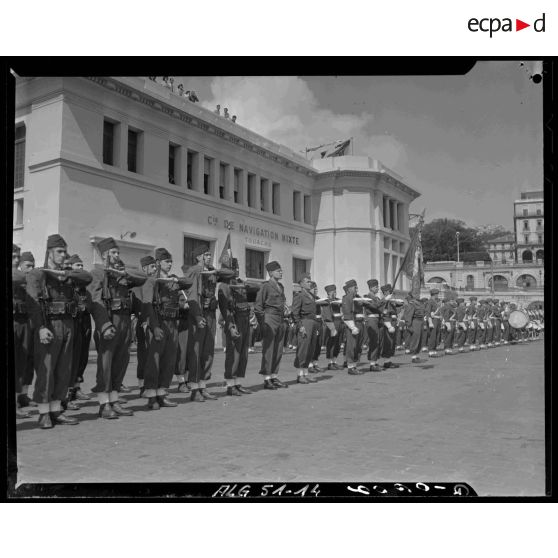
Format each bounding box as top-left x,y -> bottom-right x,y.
12,239 -> 543,428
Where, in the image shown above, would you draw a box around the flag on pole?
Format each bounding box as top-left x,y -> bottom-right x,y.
218,231 -> 233,267
398,211 -> 425,297
306,138 -> 351,159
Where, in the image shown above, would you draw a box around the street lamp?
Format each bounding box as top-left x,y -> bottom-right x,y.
456,231 -> 460,263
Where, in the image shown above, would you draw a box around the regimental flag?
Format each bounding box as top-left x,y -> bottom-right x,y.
399,211 -> 425,297
306,138 -> 351,159
218,231 -> 233,267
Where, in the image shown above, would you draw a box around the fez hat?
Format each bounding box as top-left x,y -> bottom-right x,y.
67,253 -> 82,265
493,299 -> 499,304
367,279 -> 379,288
469,296 -> 477,301
309,281 -> 317,289
266,261 -> 281,273
47,234 -> 68,249
345,279 -> 357,289
13,244 -> 20,253
20,251 -> 35,263
193,245 -> 210,259
430,288 -> 440,295
298,272 -> 311,283
155,247 -> 172,261
456,298 -> 464,304
325,284 -> 336,293
420,297 -> 428,303
140,255 -> 155,267
381,283 -> 392,294
97,237 -> 117,254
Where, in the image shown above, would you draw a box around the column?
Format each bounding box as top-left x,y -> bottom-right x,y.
225,163 -> 234,201
392,201 -> 399,232
116,121 -> 128,170
174,145 -> 185,187
192,151 -> 203,192
209,157 -> 219,196
241,169 -> 248,206
383,196 -> 391,229
253,173 -> 261,211
373,191 -> 382,229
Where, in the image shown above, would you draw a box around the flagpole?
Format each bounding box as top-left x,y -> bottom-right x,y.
351,137 -> 354,155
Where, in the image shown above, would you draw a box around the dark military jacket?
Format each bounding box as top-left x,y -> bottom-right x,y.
140,273 -> 191,329
291,288 -> 318,325
218,279 -> 260,323
254,279 -> 287,319
363,293 -> 383,317
342,292 -> 366,321
321,297 -> 343,323
425,297 -> 443,318
403,298 -> 426,325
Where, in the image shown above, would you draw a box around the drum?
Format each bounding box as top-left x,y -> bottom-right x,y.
509,310 -> 529,329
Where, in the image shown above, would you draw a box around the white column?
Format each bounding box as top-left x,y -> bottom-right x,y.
225,163 -> 234,201
209,158 -> 218,196
192,151 -> 203,192
393,201 -> 399,232
384,196 -> 391,229
253,173 -> 261,210
117,122 -> 128,170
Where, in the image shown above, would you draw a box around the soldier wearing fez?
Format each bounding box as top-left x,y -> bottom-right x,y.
321,284 -> 344,371
217,256 -> 260,395
184,246 -> 234,402
378,283 -> 402,369
425,288 -> 442,357
25,234 -> 93,429
403,291 -> 427,363
291,273 -> 319,384
65,254 -> 93,406
341,279 -> 366,375
254,260 -> 290,389
87,238 -> 147,418
131,255 -> 157,398
141,247 -> 192,409
309,281 -> 325,372
14,250 -> 37,415
363,279 -> 384,372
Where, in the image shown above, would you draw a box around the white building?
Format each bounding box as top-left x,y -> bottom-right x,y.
513,190 -> 544,263
13,76 -> 420,300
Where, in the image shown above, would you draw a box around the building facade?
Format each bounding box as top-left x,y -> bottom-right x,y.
486,233 -> 516,264
13,76 -> 419,302
513,190 -> 544,263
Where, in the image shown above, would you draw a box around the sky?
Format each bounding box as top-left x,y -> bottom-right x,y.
177,62 -> 543,229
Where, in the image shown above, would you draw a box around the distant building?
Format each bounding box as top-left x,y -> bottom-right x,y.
513,190 -> 544,263
486,233 -> 516,264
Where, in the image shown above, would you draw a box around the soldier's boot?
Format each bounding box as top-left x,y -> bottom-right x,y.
99,403 -> 119,419
112,401 -> 134,416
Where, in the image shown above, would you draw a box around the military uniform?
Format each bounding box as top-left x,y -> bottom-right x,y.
175,289 -> 190,391
440,299 -> 456,353
466,297 -> 478,349
425,289 -> 443,355
363,279 -> 383,371
217,259 -> 260,395
88,238 -> 147,417
341,279 -> 365,374
453,299 -> 468,351
403,295 -> 426,360
26,234 -> 93,428
475,300 -> 488,348
378,284 -> 402,368
321,284 -> 343,370
254,261 -> 289,389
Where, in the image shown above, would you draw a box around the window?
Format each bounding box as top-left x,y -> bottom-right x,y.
127,129 -> 138,172
524,234 -> 529,244
219,163 -> 227,199
260,178 -> 268,211
203,157 -> 212,195
234,169 -> 241,204
246,249 -> 265,279
184,236 -> 211,267
538,235 -> 543,244
536,209 -> 541,216
523,220 -> 529,231
14,125 -> 25,189
13,198 -> 23,227
247,173 -> 256,208
466,275 -> 475,290
103,121 -> 115,165
522,208 -> 528,217
303,195 -> 311,224
272,182 -> 280,215
292,257 -> 309,283
186,151 -> 193,189
168,143 -> 177,184
293,190 -> 301,221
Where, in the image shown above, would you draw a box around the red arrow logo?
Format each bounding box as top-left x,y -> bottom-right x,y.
516,19 -> 530,31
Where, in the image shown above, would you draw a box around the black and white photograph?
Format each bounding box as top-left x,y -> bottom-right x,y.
7,60 -> 549,499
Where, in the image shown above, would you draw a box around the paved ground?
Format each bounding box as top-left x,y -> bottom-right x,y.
15,339 -> 545,496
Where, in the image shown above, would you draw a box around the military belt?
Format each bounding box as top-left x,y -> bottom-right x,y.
109,298 -> 131,313
46,300 -> 77,318
13,301 -> 28,316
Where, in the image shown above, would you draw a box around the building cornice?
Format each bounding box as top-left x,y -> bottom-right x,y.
84,77 -> 317,179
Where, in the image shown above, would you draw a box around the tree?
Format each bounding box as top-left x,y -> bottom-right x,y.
410,218 -> 491,263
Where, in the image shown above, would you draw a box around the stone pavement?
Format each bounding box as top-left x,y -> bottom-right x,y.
15,340 -> 545,496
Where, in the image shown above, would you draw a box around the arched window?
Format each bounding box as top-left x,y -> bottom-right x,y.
466,274 -> 475,290
427,276 -> 445,283
536,249 -> 544,262
516,274 -> 537,288
522,250 -> 533,263
488,275 -> 508,290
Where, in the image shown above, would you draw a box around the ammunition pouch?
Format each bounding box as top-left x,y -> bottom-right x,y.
46,300 -> 77,318
108,298 -> 131,313
13,301 -> 28,316
158,302 -> 180,319
202,297 -> 218,311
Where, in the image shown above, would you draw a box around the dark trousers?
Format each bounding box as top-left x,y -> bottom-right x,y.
380,325 -> 396,359
258,312 -> 286,376
365,317 -> 381,361
224,313 -> 250,379
475,324 -> 486,345
33,317 -> 74,403
71,311 -> 92,386
467,320 -> 477,344
408,318 -> 423,355
493,320 -> 502,343
324,319 -> 342,359
294,318 -> 318,369
13,317 -> 33,393
175,318 -> 189,376
443,323 -> 455,349
312,320 -> 323,361
395,325 -> 403,348
93,312 -> 132,393
427,318 -> 441,351
455,326 -> 467,348
502,321 -> 510,342
145,317 -> 179,390
345,320 -> 364,365
420,322 -> 429,349
187,311 -> 216,383
136,322 -> 147,380
485,323 -> 494,344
